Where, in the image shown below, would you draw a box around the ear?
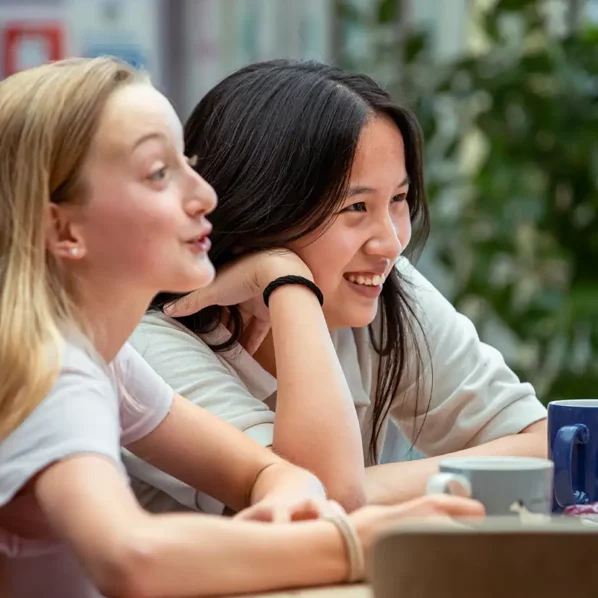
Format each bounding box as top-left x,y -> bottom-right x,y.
44,203 -> 88,260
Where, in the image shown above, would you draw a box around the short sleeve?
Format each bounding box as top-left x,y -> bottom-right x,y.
122,313 -> 274,514
116,342 -> 174,446
128,313 -> 274,444
0,344 -> 123,506
390,259 -> 547,456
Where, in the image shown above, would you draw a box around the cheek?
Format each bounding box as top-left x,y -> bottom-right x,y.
400,217 -> 412,249
84,188 -> 180,263
290,232 -> 356,289
128,212 -> 181,268
393,208 -> 412,251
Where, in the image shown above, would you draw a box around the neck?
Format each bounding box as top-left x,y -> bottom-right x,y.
73,274 -> 153,363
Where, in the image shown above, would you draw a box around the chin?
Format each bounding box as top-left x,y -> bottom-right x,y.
197,262 -> 216,286
328,306 -> 379,330
164,263 -> 215,294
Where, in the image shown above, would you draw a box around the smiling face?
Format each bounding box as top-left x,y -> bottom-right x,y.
51,83 -> 218,296
287,114 -> 411,329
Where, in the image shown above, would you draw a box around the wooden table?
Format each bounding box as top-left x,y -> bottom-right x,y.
235,584 -> 371,598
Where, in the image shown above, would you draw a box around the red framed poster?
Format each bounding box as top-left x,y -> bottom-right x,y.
1,22 -> 64,77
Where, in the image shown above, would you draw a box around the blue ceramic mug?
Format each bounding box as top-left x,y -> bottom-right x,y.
548,399 -> 598,511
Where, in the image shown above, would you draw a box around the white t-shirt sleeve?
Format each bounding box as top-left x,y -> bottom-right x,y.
390,259 -> 547,456
129,314 -> 274,444
116,342 -> 174,446
0,344 -> 123,506
123,313 -> 274,514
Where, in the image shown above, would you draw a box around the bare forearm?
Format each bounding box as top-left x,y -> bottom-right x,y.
127,395 -> 281,513
37,457 -> 489,597
120,514 -> 346,597
37,457 -> 346,597
366,423 -> 547,506
268,284 -> 366,511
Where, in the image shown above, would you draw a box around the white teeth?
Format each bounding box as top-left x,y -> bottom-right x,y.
346,273 -> 385,286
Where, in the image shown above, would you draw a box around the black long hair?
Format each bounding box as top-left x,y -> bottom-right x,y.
152,60 -> 431,463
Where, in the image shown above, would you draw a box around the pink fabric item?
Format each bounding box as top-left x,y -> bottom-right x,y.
564,502 -> 598,518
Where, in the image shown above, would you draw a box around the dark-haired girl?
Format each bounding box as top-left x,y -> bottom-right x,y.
127,60 -> 547,514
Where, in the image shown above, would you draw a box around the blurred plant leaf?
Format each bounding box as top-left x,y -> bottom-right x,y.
340,0 -> 598,405
495,0 -> 540,12
377,0 -> 400,23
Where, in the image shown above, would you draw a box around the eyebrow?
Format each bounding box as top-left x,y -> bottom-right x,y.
347,175 -> 410,198
130,132 -> 168,153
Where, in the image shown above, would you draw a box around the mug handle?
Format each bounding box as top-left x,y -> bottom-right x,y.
426,473 -> 472,498
553,424 -> 590,508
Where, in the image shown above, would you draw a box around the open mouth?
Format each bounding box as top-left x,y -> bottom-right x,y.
343,272 -> 386,299
343,273 -> 385,287
187,235 -> 211,254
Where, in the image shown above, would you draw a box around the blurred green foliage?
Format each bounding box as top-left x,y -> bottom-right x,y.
339,0 -> 598,403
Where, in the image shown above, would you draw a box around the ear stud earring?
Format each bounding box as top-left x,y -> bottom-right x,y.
69,247 -> 80,256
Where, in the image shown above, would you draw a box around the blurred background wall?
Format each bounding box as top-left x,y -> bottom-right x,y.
1,0 -> 597,408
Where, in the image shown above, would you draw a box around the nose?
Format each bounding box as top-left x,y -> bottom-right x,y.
186,168 -> 217,218
363,213 -> 403,261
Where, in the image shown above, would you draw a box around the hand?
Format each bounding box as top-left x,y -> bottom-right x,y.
349,494 -> 485,553
234,497 -> 346,524
164,250 -> 312,317
246,461 -> 338,523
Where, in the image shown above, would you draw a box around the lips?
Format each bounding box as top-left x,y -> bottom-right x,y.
186,226 -> 212,254
185,220 -> 212,254
188,236 -> 211,253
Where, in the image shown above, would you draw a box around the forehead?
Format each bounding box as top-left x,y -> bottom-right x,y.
93,83 -> 183,157
350,114 -> 406,178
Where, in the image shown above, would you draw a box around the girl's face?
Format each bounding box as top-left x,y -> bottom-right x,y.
56,83 -> 217,296
287,115 -> 411,330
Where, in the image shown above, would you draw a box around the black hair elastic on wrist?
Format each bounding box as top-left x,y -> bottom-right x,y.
263,275 -> 324,307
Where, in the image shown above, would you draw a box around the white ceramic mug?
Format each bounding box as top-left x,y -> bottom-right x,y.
427,456 -> 554,516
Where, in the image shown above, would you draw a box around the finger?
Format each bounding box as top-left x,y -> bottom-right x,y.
164,288 -> 213,317
323,500 -> 348,518
271,506 -> 291,524
431,495 -> 485,517
289,499 -> 345,522
399,514 -> 468,530
289,500 -> 322,522
244,324 -> 271,355
235,506 -> 276,523
404,495 -> 485,518
238,297 -> 271,323
232,507 -> 255,521
301,499 -> 345,521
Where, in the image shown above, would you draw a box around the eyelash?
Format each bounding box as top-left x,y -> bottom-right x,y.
148,166 -> 167,182
147,155 -> 197,183
344,193 -> 408,213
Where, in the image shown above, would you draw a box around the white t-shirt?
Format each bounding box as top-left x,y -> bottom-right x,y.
127,258 -> 547,513
0,340 -> 174,598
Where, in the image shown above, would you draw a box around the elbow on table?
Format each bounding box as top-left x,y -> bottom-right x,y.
327,480 -> 367,513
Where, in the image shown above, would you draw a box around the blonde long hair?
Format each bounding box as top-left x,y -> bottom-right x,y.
0,57 -> 146,439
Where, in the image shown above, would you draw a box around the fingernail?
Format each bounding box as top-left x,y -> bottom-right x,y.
163,303 -> 174,314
